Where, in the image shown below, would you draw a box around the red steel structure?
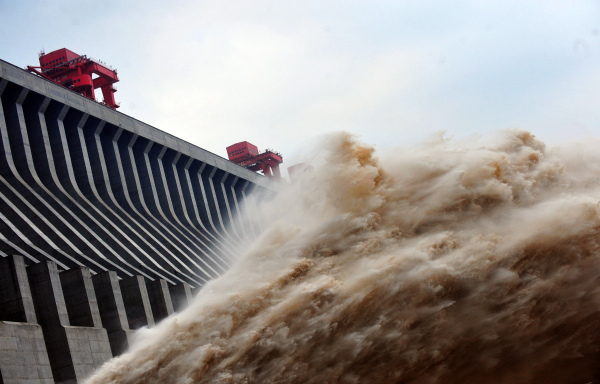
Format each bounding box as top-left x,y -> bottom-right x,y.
27,48 -> 120,109
226,141 -> 283,180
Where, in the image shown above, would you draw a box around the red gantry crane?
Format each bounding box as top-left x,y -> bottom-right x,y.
27,48 -> 120,109
226,141 -> 283,180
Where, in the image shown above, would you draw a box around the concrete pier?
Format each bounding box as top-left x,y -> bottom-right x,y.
92,271 -> 135,356
0,322 -> 53,384
169,282 -> 193,312
0,254 -> 37,323
59,267 -> 103,328
146,279 -> 175,322
120,275 -> 155,330
0,254 -> 210,383
0,255 -> 53,384
27,261 -> 112,383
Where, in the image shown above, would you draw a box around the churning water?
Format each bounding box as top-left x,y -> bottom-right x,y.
86,131 -> 600,384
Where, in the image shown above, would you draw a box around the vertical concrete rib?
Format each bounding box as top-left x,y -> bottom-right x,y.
193,165 -> 222,237
58,112 -> 182,283
228,177 -> 249,241
14,91 -> 108,268
92,271 -> 135,356
218,172 -> 244,243
119,275 -> 155,330
79,122 -> 197,281
154,148 -> 222,261
64,116 -> 156,267
239,181 -> 263,238
194,166 -> 238,265
47,107 -> 153,278
113,133 -> 208,284
75,121 -> 183,284
0,83 -> 96,269
0,254 -> 53,383
145,145 -> 223,272
169,282 -> 193,312
97,126 -> 204,285
0,179 -> 78,267
243,183 -> 266,235
0,220 -> 63,267
59,266 -> 103,328
146,279 -> 174,322
234,178 -> 258,239
0,254 -> 37,323
174,156 -> 234,269
207,168 -> 241,248
27,261 -> 113,383
206,167 -> 227,238
12,91 -> 139,276
1,61 -> 277,302
224,173 -> 251,243
27,261 -> 74,380
126,138 -> 214,280
160,151 -> 228,273
184,161 -> 238,261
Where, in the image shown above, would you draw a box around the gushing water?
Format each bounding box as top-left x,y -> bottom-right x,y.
86,131 -> 600,384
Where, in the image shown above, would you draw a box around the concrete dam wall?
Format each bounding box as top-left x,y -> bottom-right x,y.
0,58 -> 274,383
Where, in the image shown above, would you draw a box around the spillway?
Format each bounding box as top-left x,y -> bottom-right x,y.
0,58 -> 274,383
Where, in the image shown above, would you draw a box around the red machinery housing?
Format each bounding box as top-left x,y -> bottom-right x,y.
226,141 -> 283,180
27,48 -> 119,109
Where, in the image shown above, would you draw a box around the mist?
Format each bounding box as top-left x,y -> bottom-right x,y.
86,130 -> 600,384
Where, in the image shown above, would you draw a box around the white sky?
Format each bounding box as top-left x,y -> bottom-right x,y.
1,0 -> 599,171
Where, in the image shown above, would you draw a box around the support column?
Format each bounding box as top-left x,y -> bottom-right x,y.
169,282 -> 193,312
27,261 -> 112,383
0,255 -> 53,383
119,275 -> 155,329
272,164 -> 281,179
0,254 -> 37,323
146,279 -> 174,322
59,266 -> 102,328
92,271 -> 135,356
191,286 -> 202,297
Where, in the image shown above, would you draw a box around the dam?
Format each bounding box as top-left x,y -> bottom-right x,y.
0,57 -> 275,383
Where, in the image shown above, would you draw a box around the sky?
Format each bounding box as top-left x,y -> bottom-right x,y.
1,0 -> 600,172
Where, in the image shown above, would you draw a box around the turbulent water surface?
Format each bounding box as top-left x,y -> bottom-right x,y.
86,131 -> 600,384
